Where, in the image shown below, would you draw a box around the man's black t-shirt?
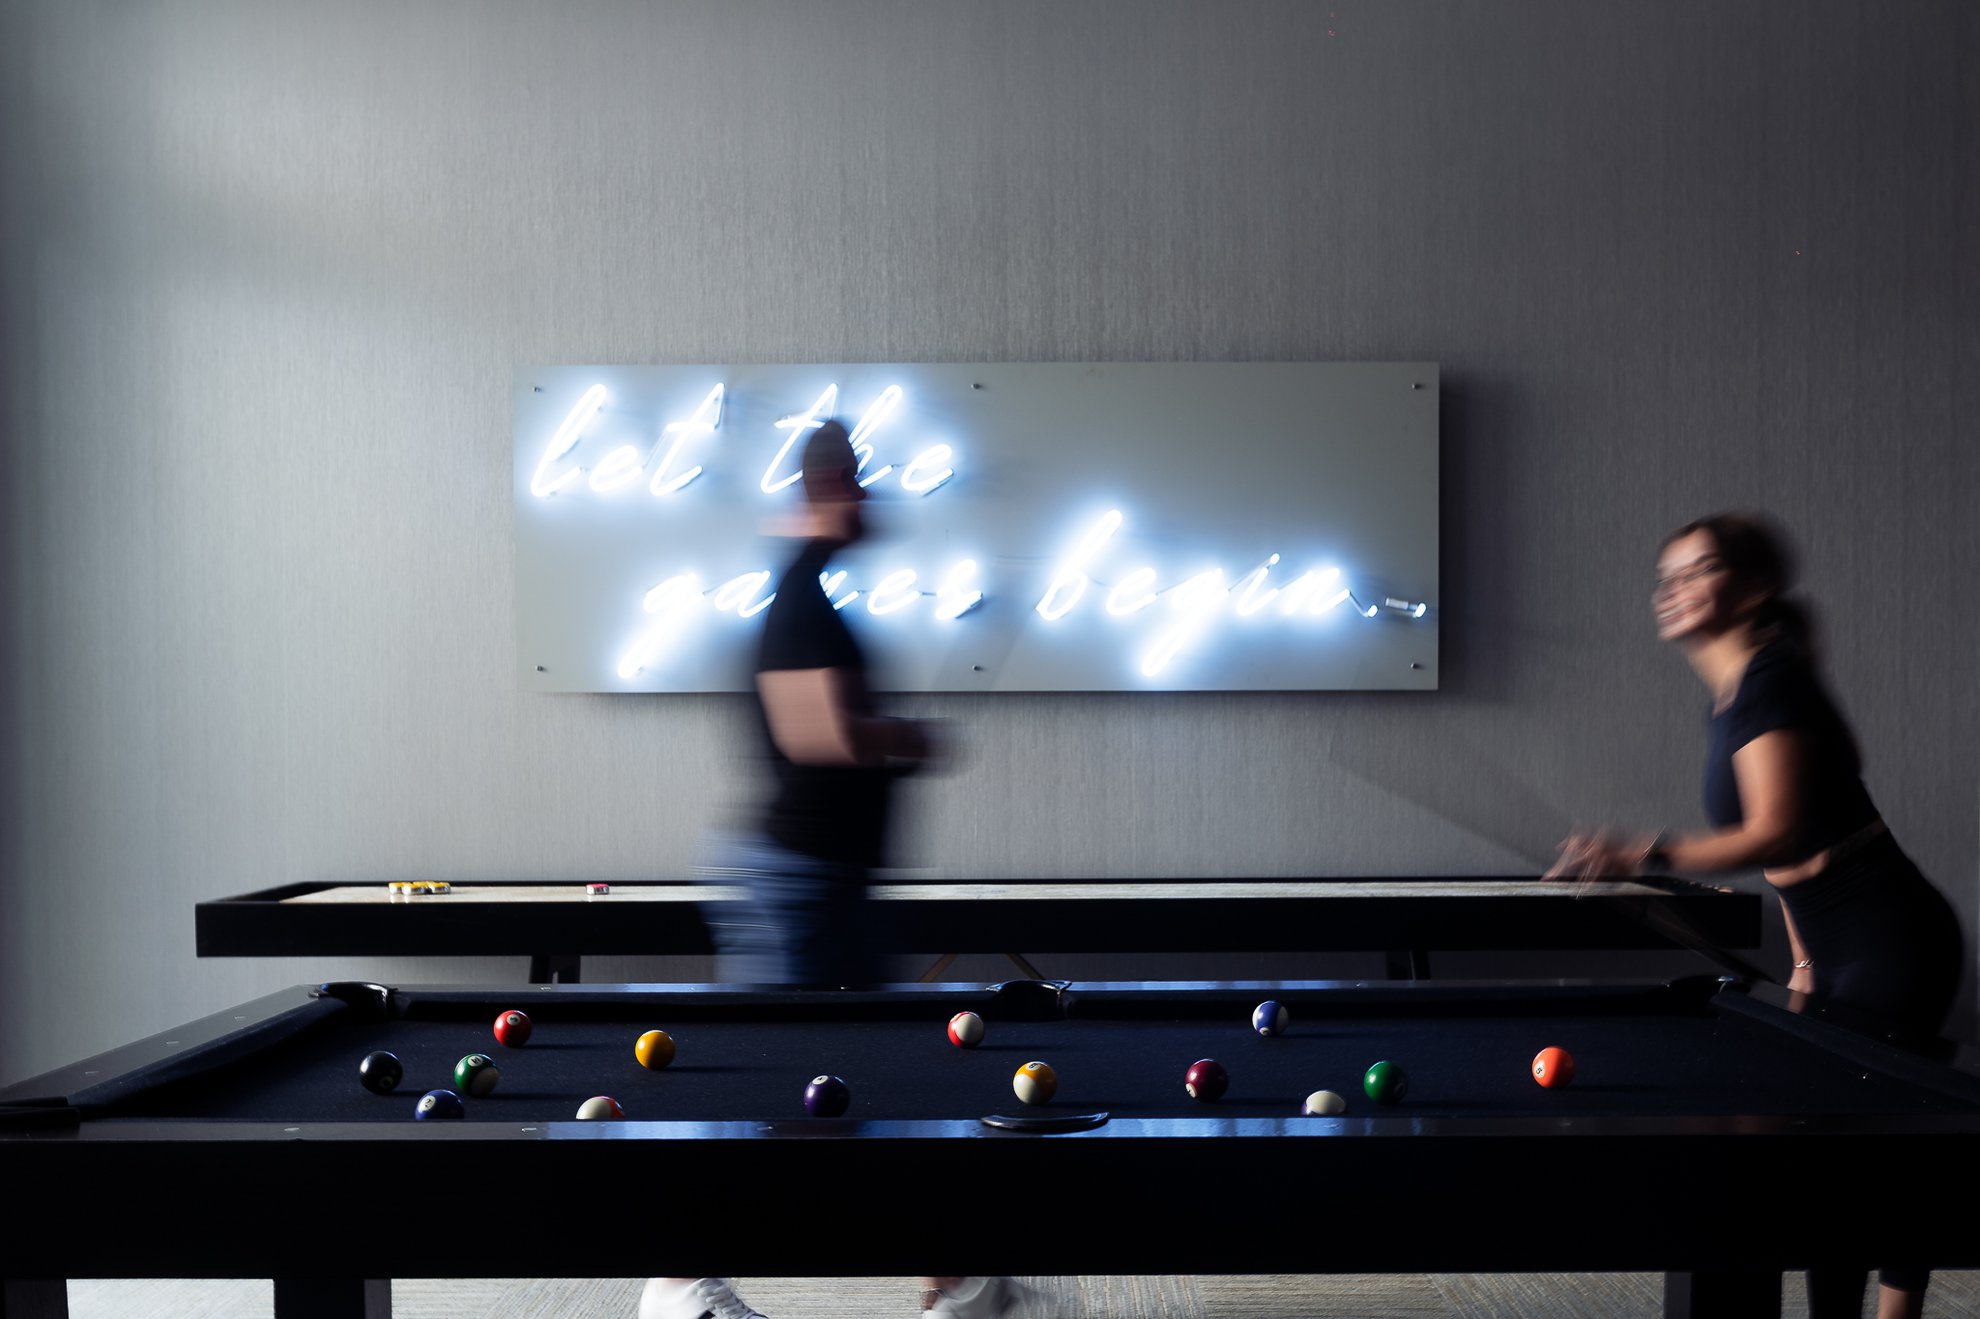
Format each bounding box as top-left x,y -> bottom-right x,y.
754,539 -> 895,868
1702,641 -> 1879,857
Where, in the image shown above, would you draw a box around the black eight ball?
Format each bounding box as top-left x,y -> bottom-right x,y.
359,1050 -> 404,1094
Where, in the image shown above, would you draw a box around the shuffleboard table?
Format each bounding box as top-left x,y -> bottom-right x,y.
194,874 -> 1763,983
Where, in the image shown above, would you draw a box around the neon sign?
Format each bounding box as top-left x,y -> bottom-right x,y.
516,363 -> 1438,692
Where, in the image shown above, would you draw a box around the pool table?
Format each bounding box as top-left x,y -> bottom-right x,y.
193,873 -> 1762,982
4,977 -> 1977,1319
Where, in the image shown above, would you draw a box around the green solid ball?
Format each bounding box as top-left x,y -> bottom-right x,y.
1363,1059 -> 1408,1105
454,1053 -> 501,1097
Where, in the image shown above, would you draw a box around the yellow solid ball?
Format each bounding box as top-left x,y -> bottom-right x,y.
1014,1060 -> 1057,1106
635,1030 -> 676,1070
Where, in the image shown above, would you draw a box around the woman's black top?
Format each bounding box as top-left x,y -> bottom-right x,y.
753,539 -> 896,869
1702,641 -> 1879,858
1710,645 -> 1962,1047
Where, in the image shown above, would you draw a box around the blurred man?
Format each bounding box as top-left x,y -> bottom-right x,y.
705,416 -> 934,987
645,423 -> 1028,1319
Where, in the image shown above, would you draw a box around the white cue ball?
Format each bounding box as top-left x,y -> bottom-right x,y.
1303,1089 -> 1347,1116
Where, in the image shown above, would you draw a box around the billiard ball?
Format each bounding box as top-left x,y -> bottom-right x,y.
1013,1061 -> 1057,1105
1363,1059 -> 1409,1104
804,1075 -> 851,1117
1185,1058 -> 1229,1102
947,1011 -> 985,1048
1302,1089 -> 1347,1116
414,1089 -> 464,1120
1252,1001 -> 1290,1037
493,1009 -> 532,1047
635,1030 -> 676,1070
576,1095 -> 624,1120
454,1053 -> 500,1097
358,1050 -> 403,1094
1532,1046 -> 1576,1088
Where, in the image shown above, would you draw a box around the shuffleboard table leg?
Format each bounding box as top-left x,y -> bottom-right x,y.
0,1279 -> 69,1319
1383,948 -> 1433,979
918,953 -> 961,982
528,955 -> 583,984
1664,1269 -> 1781,1318
273,1277 -> 391,1319
1003,952 -> 1047,980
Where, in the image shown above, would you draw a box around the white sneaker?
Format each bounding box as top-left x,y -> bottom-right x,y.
638,1277 -> 769,1319
924,1276 -> 1040,1318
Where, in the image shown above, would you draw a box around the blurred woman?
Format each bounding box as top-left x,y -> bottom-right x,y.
1549,512 -> 1964,1319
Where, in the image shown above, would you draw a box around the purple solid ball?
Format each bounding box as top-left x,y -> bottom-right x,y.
803,1074 -> 850,1118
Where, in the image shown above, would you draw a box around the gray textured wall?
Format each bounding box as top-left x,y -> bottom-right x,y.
2,0 -> 1975,1086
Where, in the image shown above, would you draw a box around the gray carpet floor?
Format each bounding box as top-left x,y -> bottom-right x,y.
64,1273 -> 1980,1318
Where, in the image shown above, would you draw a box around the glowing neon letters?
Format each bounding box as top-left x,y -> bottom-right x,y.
867,568 -> 920,615
649,383 -> 725,495
761,385 -> 838,494
900,444 -> 956,495
616,574 -> 702,679
935,559 -> 984,620
847,386 -> 902,488
530,383 -> 607,497
818,570 -> 859,611
1141,569 -> 1226,678
525,375 -> 1430,688
1031,510 -> 1393,675
1105,567 -> 1159,617
536,380 -> 963,508
711,570 -> 774,619
1035,510 -> 1123,621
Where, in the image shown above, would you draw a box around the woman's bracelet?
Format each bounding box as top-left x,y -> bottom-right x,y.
1793,958 -> 1813,969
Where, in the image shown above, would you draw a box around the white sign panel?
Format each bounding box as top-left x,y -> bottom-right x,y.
514,363 -> 1438,692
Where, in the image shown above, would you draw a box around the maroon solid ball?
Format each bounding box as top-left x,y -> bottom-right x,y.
1185,1058 -> 1229,1102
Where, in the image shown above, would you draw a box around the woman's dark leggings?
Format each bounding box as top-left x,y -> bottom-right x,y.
1775,833 -> 1966,1307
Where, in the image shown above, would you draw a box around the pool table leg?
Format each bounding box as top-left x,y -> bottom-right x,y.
273,1278 -> 391,1318
1664,1270 -> 1782,1318
1,1279 -> 68,1319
